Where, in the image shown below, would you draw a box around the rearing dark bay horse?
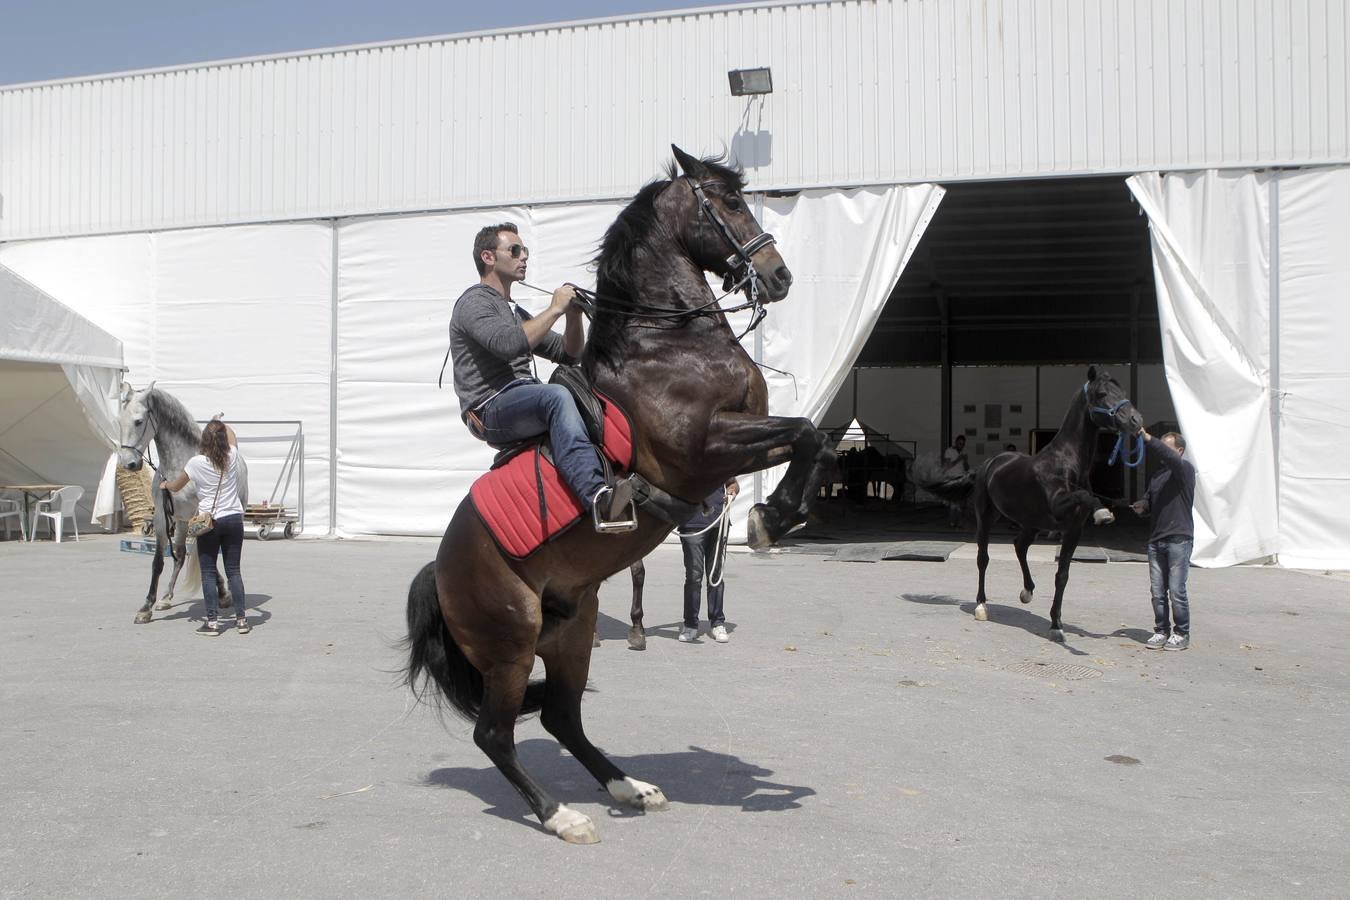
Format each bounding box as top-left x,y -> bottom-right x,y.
918,366 -> 1143,642
405,147 -> 833,843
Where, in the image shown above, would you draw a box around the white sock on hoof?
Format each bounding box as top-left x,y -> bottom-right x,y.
543,805 -> 594,837
607,777 -> 669,810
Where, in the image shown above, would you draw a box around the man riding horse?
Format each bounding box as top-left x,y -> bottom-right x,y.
447,222 -> 635,529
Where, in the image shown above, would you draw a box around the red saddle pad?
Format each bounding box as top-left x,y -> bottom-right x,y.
469,394 -> 634,559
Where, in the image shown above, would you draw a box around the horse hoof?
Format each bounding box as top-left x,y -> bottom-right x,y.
1019,589 -> 1034,605
154,600 -> 172,611
746,505 -> 773,549
134,610 -> 152,624
608,777 -> 669,811
544,806 -> 599,844
973,604 -> 989,622
1093,508 -> 1115,526
1049,628 -> 1066,643
627,630 -> 647,651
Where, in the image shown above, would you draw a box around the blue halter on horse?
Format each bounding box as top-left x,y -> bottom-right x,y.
1084,383 -> 1145,468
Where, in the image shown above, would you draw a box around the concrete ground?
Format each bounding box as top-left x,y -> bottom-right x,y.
2,530 -> 1348,898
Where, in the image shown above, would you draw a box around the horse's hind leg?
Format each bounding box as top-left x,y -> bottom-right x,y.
540,595 -> 667,817
474,657 -> 596,843
628,559 -> 646,651
1013,525 -> 1037,606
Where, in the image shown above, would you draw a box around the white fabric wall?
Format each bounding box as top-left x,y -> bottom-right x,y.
1128,171 -> 1280,567
1273,167 -> 1350,570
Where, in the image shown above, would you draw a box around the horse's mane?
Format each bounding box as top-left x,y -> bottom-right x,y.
146,388 -> 201,450
587,153 -> 747,366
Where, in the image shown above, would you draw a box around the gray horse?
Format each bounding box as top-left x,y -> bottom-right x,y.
117,383 -> 248,624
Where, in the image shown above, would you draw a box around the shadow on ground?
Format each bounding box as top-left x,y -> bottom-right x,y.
427,739 -> 815,833
898,591 -> 1152,656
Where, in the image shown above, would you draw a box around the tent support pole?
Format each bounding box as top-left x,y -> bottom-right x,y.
1130,282 -> 1141,501
938,289 -> 951,451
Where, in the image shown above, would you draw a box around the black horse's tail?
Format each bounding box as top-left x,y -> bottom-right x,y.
403,562 -> 544,722
912,457 -> 980,506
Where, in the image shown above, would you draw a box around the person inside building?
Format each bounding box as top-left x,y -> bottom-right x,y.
942,434 -> 970,526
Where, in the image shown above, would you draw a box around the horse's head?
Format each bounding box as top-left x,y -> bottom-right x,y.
1083,366 -> 1144,435
668,145 -> 792,302
118,381 -> 157,470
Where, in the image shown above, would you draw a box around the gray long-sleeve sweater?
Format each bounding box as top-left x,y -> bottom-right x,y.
448,284 -> 576,417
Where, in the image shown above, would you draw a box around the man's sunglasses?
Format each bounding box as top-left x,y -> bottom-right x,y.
499,243 -> 529,259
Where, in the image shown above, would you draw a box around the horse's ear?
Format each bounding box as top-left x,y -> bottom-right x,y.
671,144 -> 706,179
146,380 -> 157,394
1086,365 -> 1098,382
119,381 -> 132,403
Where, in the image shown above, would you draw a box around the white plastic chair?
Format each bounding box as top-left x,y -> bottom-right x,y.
0,497 -> 23,541
30,486 -> 85,542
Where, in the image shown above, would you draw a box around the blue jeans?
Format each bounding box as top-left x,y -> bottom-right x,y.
1148,535 -> 1192,636
681,528 -> 726,628
478,382 -> 606,511
196,513 -> 246,621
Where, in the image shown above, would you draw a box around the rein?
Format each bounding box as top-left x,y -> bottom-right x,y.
1082,382 -> 1146,468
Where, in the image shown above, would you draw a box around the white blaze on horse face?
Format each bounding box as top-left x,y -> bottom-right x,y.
118,390 -> 153,468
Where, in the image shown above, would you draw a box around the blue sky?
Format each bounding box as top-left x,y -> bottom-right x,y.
1,0 -> 766,86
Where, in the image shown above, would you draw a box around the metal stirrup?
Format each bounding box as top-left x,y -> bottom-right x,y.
591,484 -> 638,534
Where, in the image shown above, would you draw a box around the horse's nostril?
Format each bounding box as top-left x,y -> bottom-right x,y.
776,266 -> 792,286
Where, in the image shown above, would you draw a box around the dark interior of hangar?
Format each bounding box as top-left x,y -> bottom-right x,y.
807,175 -> 1171,538
861,175 -> 1161,369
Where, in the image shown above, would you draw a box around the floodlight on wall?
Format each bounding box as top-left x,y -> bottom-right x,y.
728,67 -> 773,96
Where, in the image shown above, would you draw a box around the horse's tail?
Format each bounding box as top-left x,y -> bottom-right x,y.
403,562 -> 545,722
912,456 -> 979,505
180,534 -> 202,597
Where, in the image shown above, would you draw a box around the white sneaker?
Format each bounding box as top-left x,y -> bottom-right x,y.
678,626 -> 698,643
1145,632 -> 1168,650
709,624 -> 729,643
1164,633 -> 1190,651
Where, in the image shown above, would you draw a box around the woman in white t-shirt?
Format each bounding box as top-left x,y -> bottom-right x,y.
164,416 -> 249,635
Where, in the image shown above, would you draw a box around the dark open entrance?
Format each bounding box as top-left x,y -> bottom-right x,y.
805,175 -> 1171,545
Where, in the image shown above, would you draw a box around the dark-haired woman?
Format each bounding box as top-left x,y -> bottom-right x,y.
164,416 -> 249,635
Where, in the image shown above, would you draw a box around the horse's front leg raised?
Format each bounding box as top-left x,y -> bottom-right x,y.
705,412 -> 834,548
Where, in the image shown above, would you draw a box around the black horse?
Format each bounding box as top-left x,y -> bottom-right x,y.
918,366 -> 1143,641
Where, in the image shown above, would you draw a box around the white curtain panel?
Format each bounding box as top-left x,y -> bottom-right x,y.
727,183 -> 945,538
1127,171 -> 1278,567
1273,166 -> 1350,570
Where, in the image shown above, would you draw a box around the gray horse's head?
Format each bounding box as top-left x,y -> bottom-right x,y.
117,381 -> 157,470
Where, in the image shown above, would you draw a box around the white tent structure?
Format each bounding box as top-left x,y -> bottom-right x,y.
0,264 -> 124,532
1,1 -> 1346,566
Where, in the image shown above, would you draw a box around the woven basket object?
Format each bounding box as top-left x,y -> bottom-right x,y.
116,465 -> 155,531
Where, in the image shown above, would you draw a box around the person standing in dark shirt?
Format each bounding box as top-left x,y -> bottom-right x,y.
677,478 -> 739,644
1131,430 -> 1197,650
